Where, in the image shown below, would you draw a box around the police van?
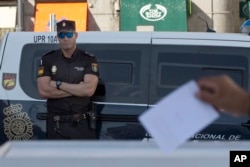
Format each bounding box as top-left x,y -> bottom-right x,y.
0,31 -> 250,144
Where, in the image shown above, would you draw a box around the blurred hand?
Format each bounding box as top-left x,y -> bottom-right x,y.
196,75 -> 250,116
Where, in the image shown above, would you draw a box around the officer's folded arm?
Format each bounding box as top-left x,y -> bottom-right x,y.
58,74 -> 98,97
37,76 -> 71,99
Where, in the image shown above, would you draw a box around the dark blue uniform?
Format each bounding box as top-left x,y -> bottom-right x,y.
37,48 -> 99,139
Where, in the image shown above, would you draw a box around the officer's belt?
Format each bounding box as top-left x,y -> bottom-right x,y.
49,113 -> 87,122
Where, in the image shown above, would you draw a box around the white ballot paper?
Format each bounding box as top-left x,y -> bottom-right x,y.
139,80 -> 219,154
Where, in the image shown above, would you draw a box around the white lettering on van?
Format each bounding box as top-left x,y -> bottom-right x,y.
34,35 -> 58,43
193,134 -> 242,140
194,134 -> 226,140
229,135 -> 241,141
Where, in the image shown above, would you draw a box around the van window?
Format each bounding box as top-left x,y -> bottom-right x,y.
150,45 -> 249,104
19,44 -> 60,99
19,43 -> 150,104
78,44 -> 150,104
99,62 -> 133,84
0,39 -> 2,68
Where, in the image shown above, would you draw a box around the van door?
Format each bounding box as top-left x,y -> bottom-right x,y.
83,43 -> 151,139
149,38 -> 250,140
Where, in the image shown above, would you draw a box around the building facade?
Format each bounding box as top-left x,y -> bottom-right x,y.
0,0 -> 247,38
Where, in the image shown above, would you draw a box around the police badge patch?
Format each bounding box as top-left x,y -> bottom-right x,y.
2,73 -> 16,90
91,63 -> 98,72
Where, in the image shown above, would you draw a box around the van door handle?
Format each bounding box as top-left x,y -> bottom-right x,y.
241,121 -> 250,129
37,113 -> 47,120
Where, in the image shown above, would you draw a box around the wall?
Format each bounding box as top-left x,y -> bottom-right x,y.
22,0 -> 119,32
0,0 -> 248,34
188,0 -> 245,33
87,0 -> 120,31
24,0 -> 35,31
0,0 -> 16,39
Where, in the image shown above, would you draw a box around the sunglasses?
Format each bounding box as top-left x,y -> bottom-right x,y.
57,31 -> 74,39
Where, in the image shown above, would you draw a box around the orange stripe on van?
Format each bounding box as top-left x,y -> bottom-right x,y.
34,2 -> 88,32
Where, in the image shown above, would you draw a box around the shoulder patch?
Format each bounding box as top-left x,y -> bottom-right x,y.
37,66 -> 44,77
91,63 -> 98,72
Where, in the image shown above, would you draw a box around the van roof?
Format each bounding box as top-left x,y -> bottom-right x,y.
4,31 -> 250,44
152,32 -> 250,42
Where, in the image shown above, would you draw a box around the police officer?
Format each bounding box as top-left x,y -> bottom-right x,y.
37,20 -> 99,139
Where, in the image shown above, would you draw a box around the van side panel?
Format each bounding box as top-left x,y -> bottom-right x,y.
149,43 -> 250,140
1,32 -> 250,144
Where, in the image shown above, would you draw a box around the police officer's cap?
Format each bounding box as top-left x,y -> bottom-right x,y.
56,20 -> 76,33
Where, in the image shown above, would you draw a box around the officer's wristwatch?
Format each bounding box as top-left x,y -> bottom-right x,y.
56,81 -> 62,90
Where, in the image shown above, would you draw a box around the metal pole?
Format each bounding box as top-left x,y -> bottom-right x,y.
16,0 -> 23,32
49,14 -> 56,32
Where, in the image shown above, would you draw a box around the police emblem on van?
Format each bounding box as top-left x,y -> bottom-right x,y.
3,104 -> 33,141
139,4 -> 167,22
2,73 -> 16,90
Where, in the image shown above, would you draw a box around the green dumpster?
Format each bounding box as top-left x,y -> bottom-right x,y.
120,0 -> 187,31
